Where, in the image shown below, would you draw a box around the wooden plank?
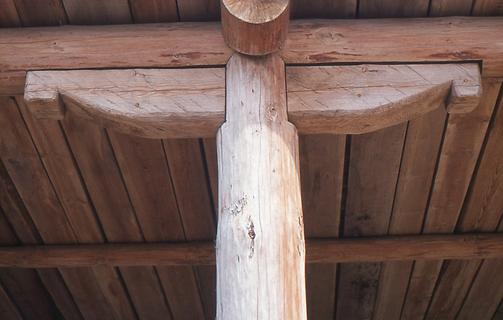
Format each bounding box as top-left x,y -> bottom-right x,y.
430,0 -> 474,16
0,97 -> 134,320
2,17 -> 503,96
291,0 -> 356,18
400,80 -> 501,319
0,0 -> 20,27
434,85 -> 503,320
0,159 -> 82,320
163,138 -> 217,318
107,131 -> 206,320
16,98 -> 138,320
129,0 -> 178,23
373,106 -> 446,320
473,0 -> 503,15
13,0 -> 67,26
0,207 -> 62,319
300,135 -> 345,319
177,0 -> 220,21
1,234 -> 503,267
336,124 -> 407,320
61,114 -> 174,320
359,0 -> 429,17
61,0 -> 132,24
216,53 -> 306,320
0,283 -> 22,320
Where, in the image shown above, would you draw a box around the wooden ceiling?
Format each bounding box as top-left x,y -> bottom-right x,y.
1,0 -> 503,319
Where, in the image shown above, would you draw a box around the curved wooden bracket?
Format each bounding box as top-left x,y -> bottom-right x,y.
24,63 -> 481,138
287,63 -> 482,134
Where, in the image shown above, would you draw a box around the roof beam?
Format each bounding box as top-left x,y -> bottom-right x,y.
0,233 -> 501,268
1,17 -> 502,96
24,63 -> 481,138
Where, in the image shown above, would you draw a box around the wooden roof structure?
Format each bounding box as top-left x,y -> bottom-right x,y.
1,0 -> 503,319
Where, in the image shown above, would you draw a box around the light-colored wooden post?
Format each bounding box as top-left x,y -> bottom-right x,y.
216,53 -> 307,319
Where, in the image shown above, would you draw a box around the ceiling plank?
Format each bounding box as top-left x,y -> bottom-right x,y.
358,0 -> 429,17
13,0 -> 67,26
373,106 -> 446,319
0,98 -> 123,320
472,0 -> 503,15
430,0 -> 474,16
177,0 -> 220,21
291,0 -> 357,18
129,0 -> 179,23
434,84 -> 503,319
0,0 -> 20,27
336,124 -> 406,320
61,0 -> 131,24
106,132 -> 207,319
400,80 -> 501,319
300,134 -> 345,319
61,114 -> 174,320
17,98 -> 138,320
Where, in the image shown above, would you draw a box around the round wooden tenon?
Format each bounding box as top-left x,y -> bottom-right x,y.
221,0 -> 290,55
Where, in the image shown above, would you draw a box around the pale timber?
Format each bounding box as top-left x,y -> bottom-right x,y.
0,234 -> 502,268
216,53 -> 307,320
221,0 -> 289,55
1,17 -> 502,96
24,63 -> 481,138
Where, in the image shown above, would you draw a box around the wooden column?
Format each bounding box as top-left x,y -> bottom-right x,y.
216,53 -> 307,319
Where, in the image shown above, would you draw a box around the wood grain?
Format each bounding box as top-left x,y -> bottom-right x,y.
61,0 -> 132,24
107,132 -> 206,320
62,114 -> 174,320
430,0 -> 474,16
287,63 -> 481,134
336,124 -> 406,320
291,0 -> 356,18
373,106 -> 446,320
25,68 -> 226,138
300,134 -> 345,319
472,0 -> 503,15
2,17 -> 503,95
359,0 -> 429,17
24,63 -> 480,138
0,0 -> 20,27
13,0 -> 67,26
17,98 -> 138,320
221,0 -> 289,55
0,98 -> 121,320
401,80 -> 501,319
428,83 -> 503,319
0,234 -> 502,267
217,54 -> 306,319
129,0 -> 178,23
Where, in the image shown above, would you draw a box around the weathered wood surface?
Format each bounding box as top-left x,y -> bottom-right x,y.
24,63 -> 481,138
287,63 -> 481,134
1,17 -> 503,95
0,234 -> 502,267
25,68 -> 226,138
216,54 -> 307,320
221,0 -> 289,55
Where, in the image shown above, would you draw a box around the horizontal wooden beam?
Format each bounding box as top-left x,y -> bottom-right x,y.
0,233 -> 501,268
24,63 -> 481,138
1,17 -> 502,96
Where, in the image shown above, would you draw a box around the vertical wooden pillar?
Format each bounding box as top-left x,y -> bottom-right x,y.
216,53 -> 307,319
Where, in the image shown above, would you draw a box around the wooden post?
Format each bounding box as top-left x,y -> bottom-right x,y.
216,53 -> 307,319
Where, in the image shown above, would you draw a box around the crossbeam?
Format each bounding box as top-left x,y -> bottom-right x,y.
24,63 -> 481,138
1,17 -> 502,95
0,234 -> 501,268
